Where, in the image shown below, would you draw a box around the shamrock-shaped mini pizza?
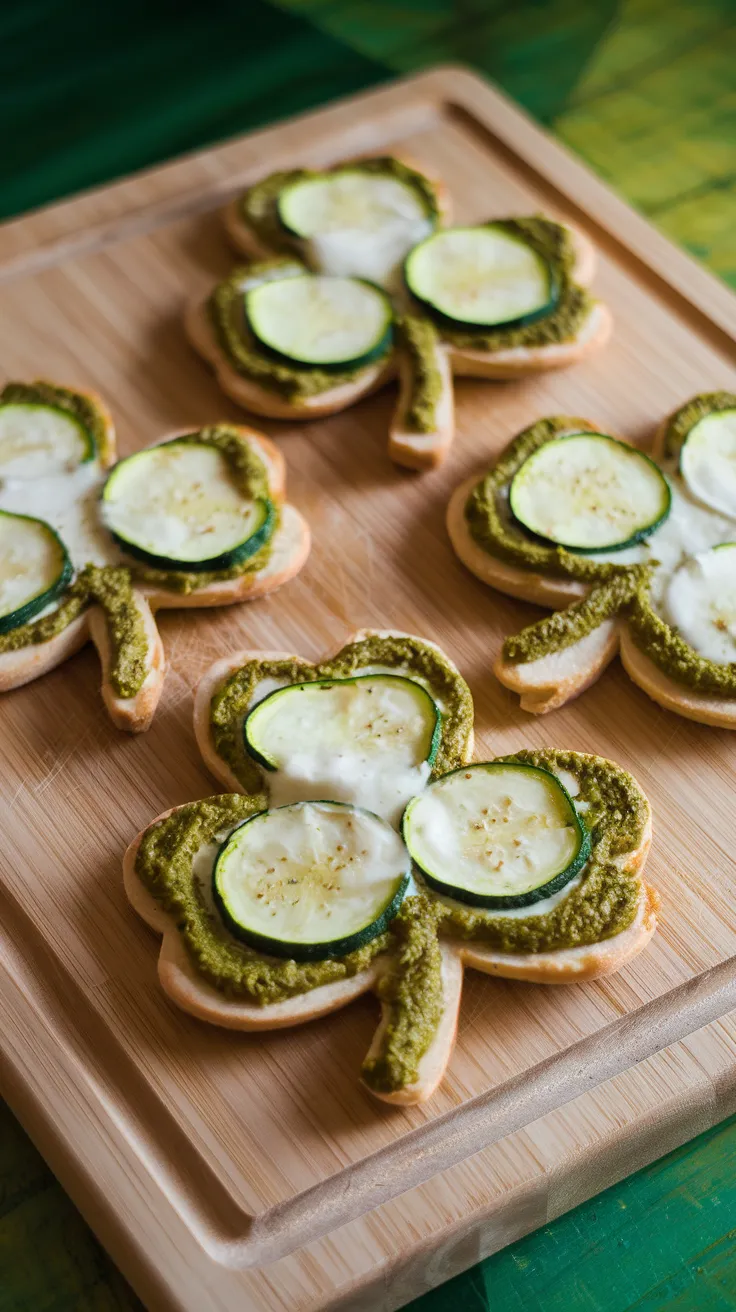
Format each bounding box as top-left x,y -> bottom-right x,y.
186,156 -> 611,470
447,392 -> 736,728
124,630 -> 657,1105
0,380 -> 309,730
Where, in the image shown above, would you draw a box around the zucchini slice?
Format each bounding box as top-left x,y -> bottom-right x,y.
244,674 -> 441,825
277,169 -> 434,287
509,432 -> 671,552
0,509 -> 73,633
680,408 -> 736,517
213,800 -> 410,960
101,438 -> 274,571
665,543 -> 736,664
402,761 -> 590,909
245,274 -> 393,369
0,403 -> 94,477
404,225 -> 557,329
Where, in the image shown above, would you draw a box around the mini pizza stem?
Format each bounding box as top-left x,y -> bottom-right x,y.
362,896 -> 445,1095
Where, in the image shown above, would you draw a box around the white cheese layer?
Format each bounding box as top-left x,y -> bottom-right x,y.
665,545 -> 736,663
0,462 -> 118,571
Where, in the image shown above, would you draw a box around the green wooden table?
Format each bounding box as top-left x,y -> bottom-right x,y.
1,2 -> 735,1308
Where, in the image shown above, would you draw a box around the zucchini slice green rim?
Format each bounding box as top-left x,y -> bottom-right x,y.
243,673 -> 442,774
0,509 -> 73,634
402,761 -> 590,909
244,273 -> 394,370
509,431 -> 672,553
0,401 -> 95,476
212,799 -> 411,961
404,224 -> 558,330
101,438 -> 275,572
679,407 -> 736,518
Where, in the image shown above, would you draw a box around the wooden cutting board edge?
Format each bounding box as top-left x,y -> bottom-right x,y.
1,64 -> 736,1312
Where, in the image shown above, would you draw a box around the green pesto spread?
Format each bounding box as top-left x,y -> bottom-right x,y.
208,633 -> 475,792
431,219 -> 593,351
395,313 -> 443,433
466,415 -> 626,582
129,425 -> 277,595
238,156 -> 440,255
662,390 -> 736,463
207,258 -> 390,402
503,567 -> 651,663
1,380 -> 113,464
0,563 -> 149,698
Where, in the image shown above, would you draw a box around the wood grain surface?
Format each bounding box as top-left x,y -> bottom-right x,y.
1,67 -> 736,1312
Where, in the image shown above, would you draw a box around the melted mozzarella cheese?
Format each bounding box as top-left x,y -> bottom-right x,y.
0,462 -> 119,570
243,665 -> 446,827
307,217 -> 433,291
665,546 -> 736,663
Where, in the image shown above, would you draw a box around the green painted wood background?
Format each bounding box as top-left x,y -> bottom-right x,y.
1,1 -> 735,1308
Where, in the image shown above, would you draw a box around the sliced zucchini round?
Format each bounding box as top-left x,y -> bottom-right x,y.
245,274 -> 393,369
509,432 -> 671,553
244,674 -> 441,824
0,510 -> 73,633
680,408 -> 736,517
213,800 -> 410,960
246,674 -> 440,771
278,169 -> 430,238
402,761 -> 590,909
0,403 -> 94,478
665,543 -> 736,664
404,224 -> 557,329
277,169 -> 434,287
101,438 -> 274,571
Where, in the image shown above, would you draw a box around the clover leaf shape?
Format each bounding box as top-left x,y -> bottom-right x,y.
447,392 -> 736,730
0,380 -> 309,730
124,629 -> 657,1105
186,156 -> 610,471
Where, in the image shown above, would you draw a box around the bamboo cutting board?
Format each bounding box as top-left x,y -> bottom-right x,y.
1,66 -> 736,1312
